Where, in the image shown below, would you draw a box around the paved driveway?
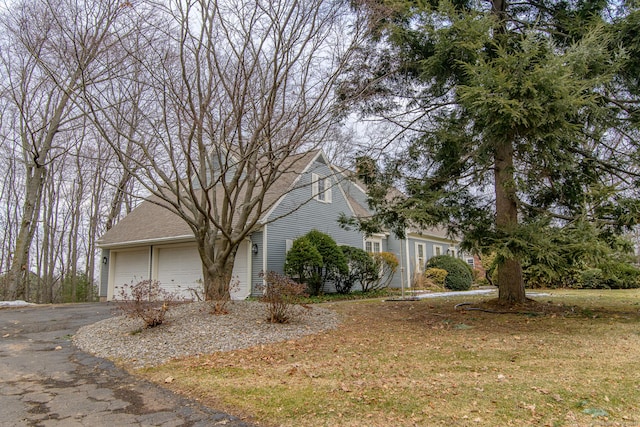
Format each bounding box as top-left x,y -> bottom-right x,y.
0,303 -> 253,427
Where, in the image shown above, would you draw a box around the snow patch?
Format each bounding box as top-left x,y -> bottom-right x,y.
0,300 -> 36,308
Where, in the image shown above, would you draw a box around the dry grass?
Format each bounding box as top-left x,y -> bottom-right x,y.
138,289 -> 640,426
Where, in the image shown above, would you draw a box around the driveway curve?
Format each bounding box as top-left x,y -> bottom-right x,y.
0,303 -> 254,427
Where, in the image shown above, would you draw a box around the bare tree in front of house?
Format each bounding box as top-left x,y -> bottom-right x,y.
85,0 -> 366,304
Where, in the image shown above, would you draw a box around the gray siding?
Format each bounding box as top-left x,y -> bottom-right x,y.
263,159 -> 364,281
99,249 -> 110,298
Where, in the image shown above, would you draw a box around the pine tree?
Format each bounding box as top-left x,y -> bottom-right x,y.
347,0 -> 640,304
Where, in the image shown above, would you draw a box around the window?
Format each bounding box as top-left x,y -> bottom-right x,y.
365,239 -> 382,253
433,245 -> 443,257
415,242 -> 426,272
466,258 -> 475,268
312,173 -> 332,203
447,247 -> 457,258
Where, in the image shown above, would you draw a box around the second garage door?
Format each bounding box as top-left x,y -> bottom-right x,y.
155,242 -> 250,300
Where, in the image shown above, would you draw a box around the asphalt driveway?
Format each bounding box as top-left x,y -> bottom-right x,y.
0,303 -> 253,427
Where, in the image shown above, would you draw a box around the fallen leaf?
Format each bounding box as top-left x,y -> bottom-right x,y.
164,376 -> 175,384
54,346 -> 62,350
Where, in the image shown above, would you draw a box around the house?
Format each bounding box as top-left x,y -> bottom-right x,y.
97,149 -> 461,301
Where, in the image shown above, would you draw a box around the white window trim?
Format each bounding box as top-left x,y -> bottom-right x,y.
364,237 -> 382,253
312,173 -> 332,203
415,242 -> 426,273
433,245 -> 443,257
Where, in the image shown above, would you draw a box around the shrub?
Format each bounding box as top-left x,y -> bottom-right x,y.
336,246 -> 377,294
364,252 -> 399,291
580,268 -> 605,289
598,261 -> 640,289
116,280 -> 181,328
285,230 -> 348,296
259,271 -> 307,323
425,255 -> 473,291
284,237 -> 323,279
424,267 -> 448,288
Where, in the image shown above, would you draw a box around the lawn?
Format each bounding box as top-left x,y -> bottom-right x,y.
138,289 -> 640,426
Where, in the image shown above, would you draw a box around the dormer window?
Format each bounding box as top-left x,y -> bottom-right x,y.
312,173 -> 332,203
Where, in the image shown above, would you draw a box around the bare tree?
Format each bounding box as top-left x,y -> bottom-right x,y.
0,0 -> 133,300
86,0 -> 365,301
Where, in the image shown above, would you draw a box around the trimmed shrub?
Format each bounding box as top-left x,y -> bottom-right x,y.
284,237 -> 323,285
285,230 -> 348,296
425,255 -> 473,291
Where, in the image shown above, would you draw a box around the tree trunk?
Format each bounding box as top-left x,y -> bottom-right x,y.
494,140 -> 526,304
7,165 -> 46,300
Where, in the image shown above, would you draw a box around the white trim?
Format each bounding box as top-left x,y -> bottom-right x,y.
406,232 -> 456,245
312,173 -> 332,203
405,237 -> 411,288
262,224 -> 268,289
433,245 -> 443,257
98,235 -> 194,249
415,242 -> 426,273
364,236 -> 382,253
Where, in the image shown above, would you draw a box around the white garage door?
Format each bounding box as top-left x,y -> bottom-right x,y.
155,241 -> 250,300
231,240 -> 250,300
156,245 -> 203,300
110,248 -> 150,300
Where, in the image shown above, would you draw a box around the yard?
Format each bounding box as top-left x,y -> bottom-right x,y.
138,289 -> 640,426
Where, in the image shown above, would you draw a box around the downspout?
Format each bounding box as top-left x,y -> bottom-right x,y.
404,236 -> 411,294
399,238 -> 405,299
262,224 -> 268,291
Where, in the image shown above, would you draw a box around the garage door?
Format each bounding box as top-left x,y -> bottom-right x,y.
230,240 -> 250,300
155,241 -> 250,300
156,245 -> 203,300
110,248 -> 150,300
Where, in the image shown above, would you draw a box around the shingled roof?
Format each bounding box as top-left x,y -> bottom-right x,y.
98,150 -> 320,247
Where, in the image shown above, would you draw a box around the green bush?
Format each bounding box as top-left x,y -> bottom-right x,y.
580,268 -> 605,289
336,246 -> 377,294
598,261 -> 640,289
284,230 -> 348,296
284,237 -> 323,285
425,255 -> 473,291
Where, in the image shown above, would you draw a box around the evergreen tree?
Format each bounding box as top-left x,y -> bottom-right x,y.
347,0 -> 640,304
